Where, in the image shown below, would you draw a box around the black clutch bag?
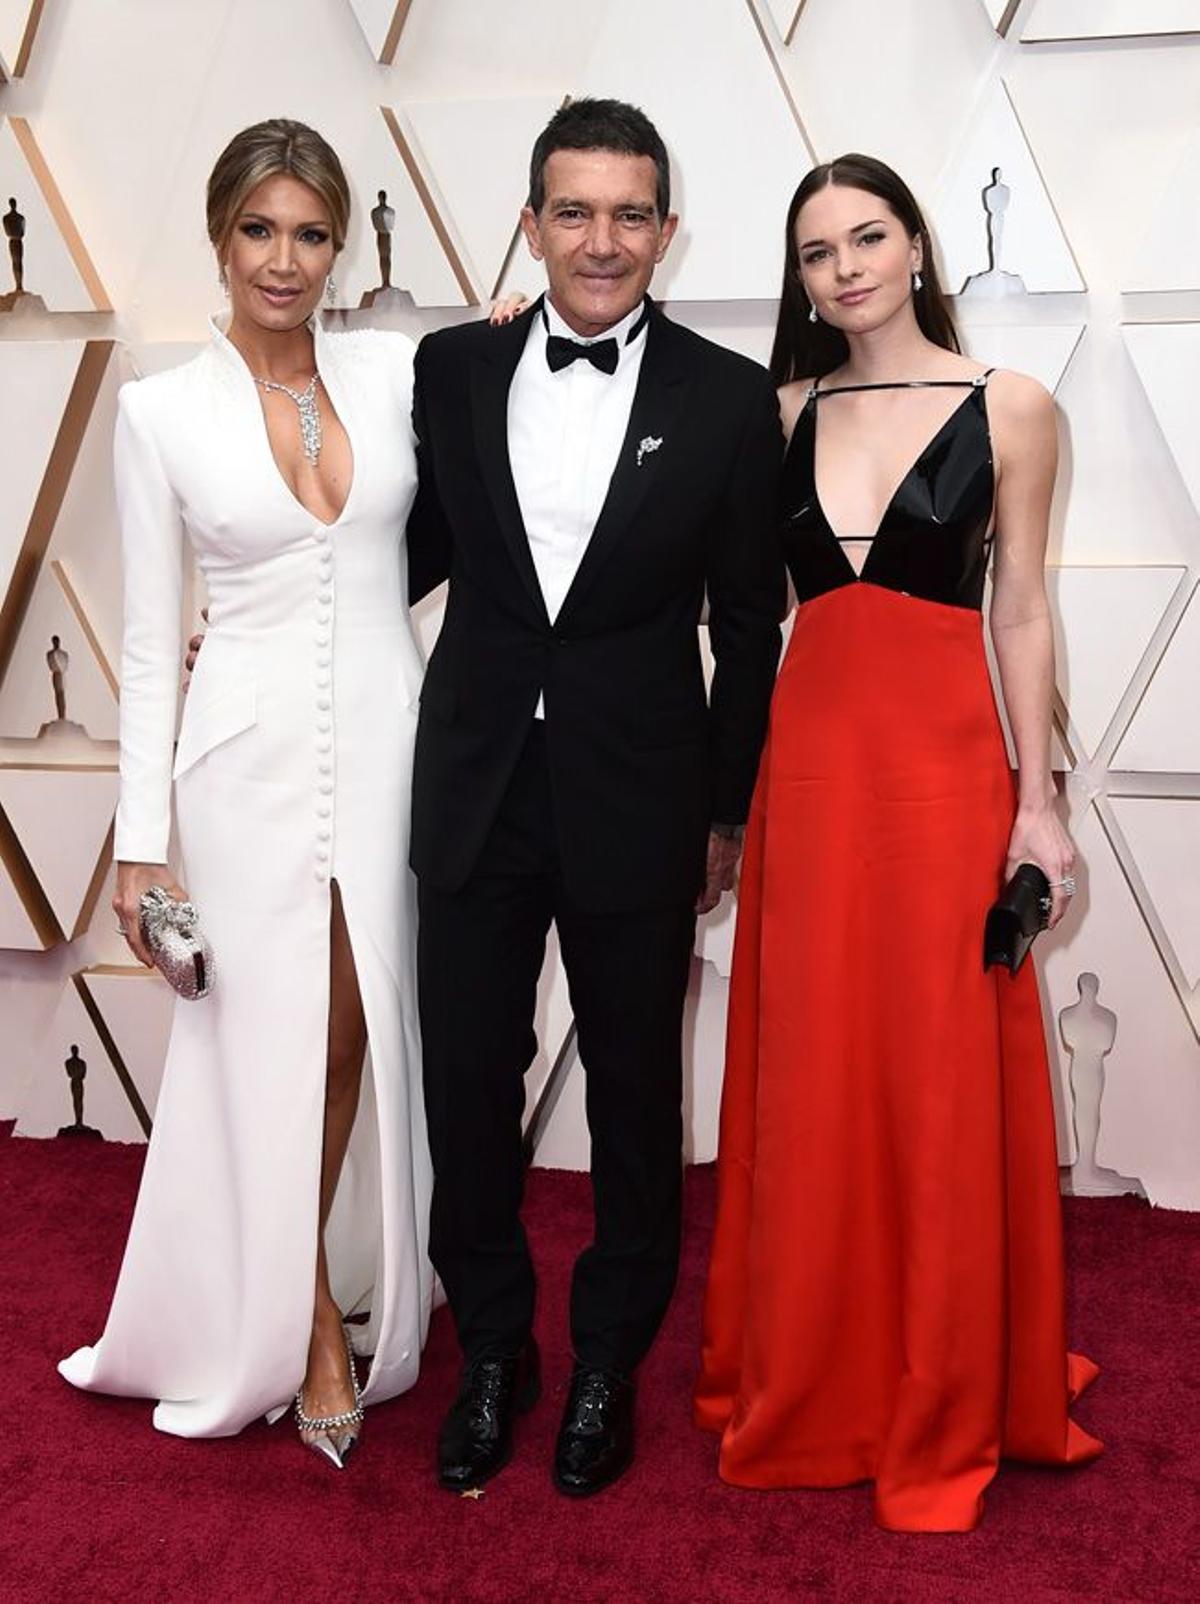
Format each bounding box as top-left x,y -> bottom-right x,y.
984,863 -> 1052,975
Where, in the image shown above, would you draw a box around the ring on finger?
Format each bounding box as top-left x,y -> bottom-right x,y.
1050,876 -> 1077,897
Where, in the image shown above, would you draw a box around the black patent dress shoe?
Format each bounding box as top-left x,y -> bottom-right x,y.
553,1363 -> 635,1498
437,1337 -> 541,1491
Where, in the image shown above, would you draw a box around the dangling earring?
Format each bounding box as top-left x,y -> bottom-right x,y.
325,275 -> 337,306
218,268 -> 229,298
913,270 -> 923,292
808,302 -> 818,324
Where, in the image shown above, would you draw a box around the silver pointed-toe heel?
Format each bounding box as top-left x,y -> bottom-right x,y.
294,1326 -> 365,1470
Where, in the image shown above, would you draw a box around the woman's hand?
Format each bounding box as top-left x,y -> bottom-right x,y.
1004,801 -> 1076,929
114,862 -> 188,967
184,606 -> 208,682
489,293 -> 531,327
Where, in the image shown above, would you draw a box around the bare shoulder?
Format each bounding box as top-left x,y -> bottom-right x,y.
777,378 -> 813,443
985,368 -> 1056,431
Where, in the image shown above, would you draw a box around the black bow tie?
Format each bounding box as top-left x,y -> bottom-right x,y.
545,334 -> 620,375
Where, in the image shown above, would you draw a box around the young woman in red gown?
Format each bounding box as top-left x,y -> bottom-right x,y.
694,155 -> 1102,1531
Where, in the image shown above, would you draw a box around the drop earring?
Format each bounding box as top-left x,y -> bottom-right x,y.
325,275 -> 337,306
219,268 -> 229,297
913,270 -> 923,292
808,303 -> 818,324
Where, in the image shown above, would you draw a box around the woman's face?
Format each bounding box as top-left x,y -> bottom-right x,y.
794,183 -> 921,334
221,173 -> 336,334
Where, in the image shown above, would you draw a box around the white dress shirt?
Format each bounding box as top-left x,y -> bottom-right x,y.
508,296 -> 648,717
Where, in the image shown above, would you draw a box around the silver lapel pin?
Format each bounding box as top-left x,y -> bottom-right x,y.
636,435 -> 663,468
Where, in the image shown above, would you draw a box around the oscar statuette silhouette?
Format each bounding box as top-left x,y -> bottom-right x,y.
57,1044 -> 102,1139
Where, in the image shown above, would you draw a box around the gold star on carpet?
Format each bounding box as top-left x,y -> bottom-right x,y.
459,1487 -> 486,1501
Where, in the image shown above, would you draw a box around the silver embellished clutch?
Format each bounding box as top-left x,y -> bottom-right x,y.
139,885 -> 215,1000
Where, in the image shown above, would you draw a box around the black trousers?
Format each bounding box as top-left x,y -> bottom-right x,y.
418,723 -> 696,1373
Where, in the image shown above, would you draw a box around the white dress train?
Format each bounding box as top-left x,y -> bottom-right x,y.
59,315 -> 434,1436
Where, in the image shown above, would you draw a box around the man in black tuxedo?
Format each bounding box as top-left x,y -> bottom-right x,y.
408,99 -> 783,1497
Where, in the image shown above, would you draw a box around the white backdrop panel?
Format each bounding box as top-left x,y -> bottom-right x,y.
1046,566 -> 1183,761
14,980 -> 146,1142
0,342 -> 84,601
0,118 -> 98,310
1114,585 -> 1200,772
782,0 -> 995,196
934,81 -> 1084,295
0,564 -> 118,740
1122,323 -> 1200,518
0,862 -> 39,946
569,0 -> 812,302
1109,796 -> 1200,990
0,769 -> 114,933
1022,0 -> 1200,40
961,323 -> 1083,393
1042,803 -> 1200,1210
0,0 -> 1196,1201
404,94 -> 561,298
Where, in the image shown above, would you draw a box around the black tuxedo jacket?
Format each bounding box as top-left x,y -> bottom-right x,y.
407,297 -> 783,914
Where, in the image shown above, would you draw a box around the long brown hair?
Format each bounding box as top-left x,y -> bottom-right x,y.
768,153 -> 959,386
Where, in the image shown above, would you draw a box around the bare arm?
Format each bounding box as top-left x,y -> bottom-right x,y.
988,373 -> 1074,928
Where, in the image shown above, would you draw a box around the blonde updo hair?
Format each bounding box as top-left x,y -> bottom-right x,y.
206,118 -> 351,265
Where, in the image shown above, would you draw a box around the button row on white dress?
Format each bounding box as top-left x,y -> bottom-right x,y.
315,531 -> 335,883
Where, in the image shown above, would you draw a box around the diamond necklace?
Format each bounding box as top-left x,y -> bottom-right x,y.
253,372 -> 323,465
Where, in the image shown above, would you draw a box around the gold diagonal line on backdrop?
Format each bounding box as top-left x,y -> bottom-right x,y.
71,815 -> 114,941
73,973 -> 153,1138
0,0 -> 46,79
379,0 -> 415,65
743,0 -> 817,157
0,795 -> 61,946
51,558 -> 119,699
380,105 -> 480,306
13,0 -> 46,75
490,93 -> 573,301
0,761 -> 116,772
0,341 -> 114,693
992,0 -> 1021,36
0,0 -> 46,80
776,1 -> 807,46
997,78 -> 1088,290
1095,570 -> 1197,771
7,117 -> 112,310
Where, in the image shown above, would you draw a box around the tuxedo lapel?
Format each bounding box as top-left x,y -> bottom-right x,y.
557,304 -> 691,626
469,297 -> 549,621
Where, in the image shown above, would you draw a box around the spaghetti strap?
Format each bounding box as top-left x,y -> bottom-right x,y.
813,378 -> 990,398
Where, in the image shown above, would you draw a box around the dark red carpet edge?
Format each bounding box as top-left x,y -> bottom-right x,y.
1,1121 -> 1197,1604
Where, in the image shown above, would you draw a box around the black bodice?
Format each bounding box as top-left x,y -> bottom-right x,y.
780,379 -> 996,611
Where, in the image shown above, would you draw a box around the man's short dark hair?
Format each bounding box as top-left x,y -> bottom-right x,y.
527,98 -> 671,221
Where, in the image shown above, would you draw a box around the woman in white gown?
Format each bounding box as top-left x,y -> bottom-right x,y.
59,120 -> 434,1465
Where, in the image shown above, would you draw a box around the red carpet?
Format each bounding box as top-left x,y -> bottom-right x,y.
1,1122 -> 1197,1603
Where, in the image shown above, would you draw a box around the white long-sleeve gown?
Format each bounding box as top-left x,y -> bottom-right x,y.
59,315 -> 434,1436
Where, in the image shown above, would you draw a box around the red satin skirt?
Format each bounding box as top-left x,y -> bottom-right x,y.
695,584 -> 1102,1532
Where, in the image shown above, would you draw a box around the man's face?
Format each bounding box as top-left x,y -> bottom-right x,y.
520,149 -> 678,338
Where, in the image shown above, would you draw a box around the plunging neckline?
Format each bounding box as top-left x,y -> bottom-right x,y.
212,314 -> 357,529
253,368 -> 357,529
790,377 -> 991,587
782,375 -> 988,590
